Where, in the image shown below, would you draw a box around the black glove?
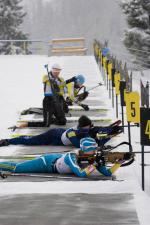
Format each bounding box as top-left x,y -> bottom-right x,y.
89,127 -> 103,138
109,126 -> 123,136
65,76 -> 77,84
66,97 -> 73,106
71,76 -> 77,82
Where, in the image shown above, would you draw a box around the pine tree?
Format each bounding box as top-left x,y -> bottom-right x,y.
0,0 -> 29,54
121,0 -> 150,68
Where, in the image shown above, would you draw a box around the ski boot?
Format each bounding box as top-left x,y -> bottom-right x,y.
51,117 -> 66,126
0,139 -> 9,147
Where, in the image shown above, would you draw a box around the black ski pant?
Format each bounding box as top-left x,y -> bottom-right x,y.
28,96 -> 66,127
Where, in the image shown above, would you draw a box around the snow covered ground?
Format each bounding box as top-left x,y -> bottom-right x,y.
0,55 -> 150,225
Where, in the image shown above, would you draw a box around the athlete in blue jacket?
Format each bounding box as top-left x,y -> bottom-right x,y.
0,138 -> 124,177
0,116 -> 122,148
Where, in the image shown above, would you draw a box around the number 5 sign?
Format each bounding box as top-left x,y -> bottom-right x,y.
140,108 -> 150,146
126,92 -> 140,123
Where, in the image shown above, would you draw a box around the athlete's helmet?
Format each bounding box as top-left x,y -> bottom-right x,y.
80,137 -> 98,153
76,74 -> 85,85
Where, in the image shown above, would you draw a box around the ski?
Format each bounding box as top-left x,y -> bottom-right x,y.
0,171 -> 119,181
67,117 -> 111,123
20,106 -> 109,115
18,116 -> 112,123
69,105 -> 109,111
0,154 -> 39,160
8,119 -> 121,134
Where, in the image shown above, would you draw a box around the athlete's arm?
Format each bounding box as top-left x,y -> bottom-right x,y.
96,162 -> 122,176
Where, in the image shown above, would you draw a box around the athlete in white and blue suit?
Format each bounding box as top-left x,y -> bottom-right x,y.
0,138 -> 123,177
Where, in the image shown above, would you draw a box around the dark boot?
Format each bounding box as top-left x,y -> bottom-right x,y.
0,139 -> 9,147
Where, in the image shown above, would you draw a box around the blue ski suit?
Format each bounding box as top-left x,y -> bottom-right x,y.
7,126 -> 113,148
0,152 -> 121,177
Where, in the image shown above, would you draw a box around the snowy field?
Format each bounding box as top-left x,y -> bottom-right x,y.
0,55 -> 150,225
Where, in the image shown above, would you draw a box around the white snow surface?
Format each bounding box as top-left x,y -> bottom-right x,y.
0,55 -> 150,225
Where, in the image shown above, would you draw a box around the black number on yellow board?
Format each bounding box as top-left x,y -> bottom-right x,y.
130,102 -> 136,117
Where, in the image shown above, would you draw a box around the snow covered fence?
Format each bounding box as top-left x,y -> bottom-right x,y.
0,38 -> 87,56
0,40 -> 50,55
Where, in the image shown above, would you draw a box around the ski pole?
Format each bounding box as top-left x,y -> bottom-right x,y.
44,64 -> 49,75
86,82 -> 103,92
73,83 -> 103,110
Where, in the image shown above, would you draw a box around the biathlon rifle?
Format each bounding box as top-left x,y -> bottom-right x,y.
69,82 -> 103,111
79,142 -> 135,167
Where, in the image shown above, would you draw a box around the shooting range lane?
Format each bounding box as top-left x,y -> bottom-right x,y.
0,193 -> 139,225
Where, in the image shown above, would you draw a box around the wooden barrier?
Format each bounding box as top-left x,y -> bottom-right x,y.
51,37 -> 87,55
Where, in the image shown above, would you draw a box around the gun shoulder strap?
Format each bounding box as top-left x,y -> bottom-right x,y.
47,73 -> 60,100
102,141 -> 133,152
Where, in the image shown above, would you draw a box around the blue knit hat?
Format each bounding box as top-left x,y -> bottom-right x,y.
76,74 -> 85,85
80,137 -> 98,152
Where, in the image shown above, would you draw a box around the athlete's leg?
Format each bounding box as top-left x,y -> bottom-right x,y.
8,128 -> 66,146
0,154 -> 62,173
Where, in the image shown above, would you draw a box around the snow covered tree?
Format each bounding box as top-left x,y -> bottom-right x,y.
121,0 -> 150,68
0,0 -> 29,54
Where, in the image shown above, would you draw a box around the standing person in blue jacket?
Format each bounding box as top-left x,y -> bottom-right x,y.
0,116 -> 122,148
0,138 -> 125,177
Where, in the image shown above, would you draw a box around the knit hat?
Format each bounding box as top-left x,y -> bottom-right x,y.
78,115 -> 92,128
80,137 -> 98,152
75,74 -> 85,85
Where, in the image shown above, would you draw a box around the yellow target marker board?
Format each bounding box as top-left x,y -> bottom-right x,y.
114,72 -> 121,95
99,49 -> 102,64
126,92 -> 140,123
95,44 -> 99,57
102,57 -> 107,72
108,63 -> 112,80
